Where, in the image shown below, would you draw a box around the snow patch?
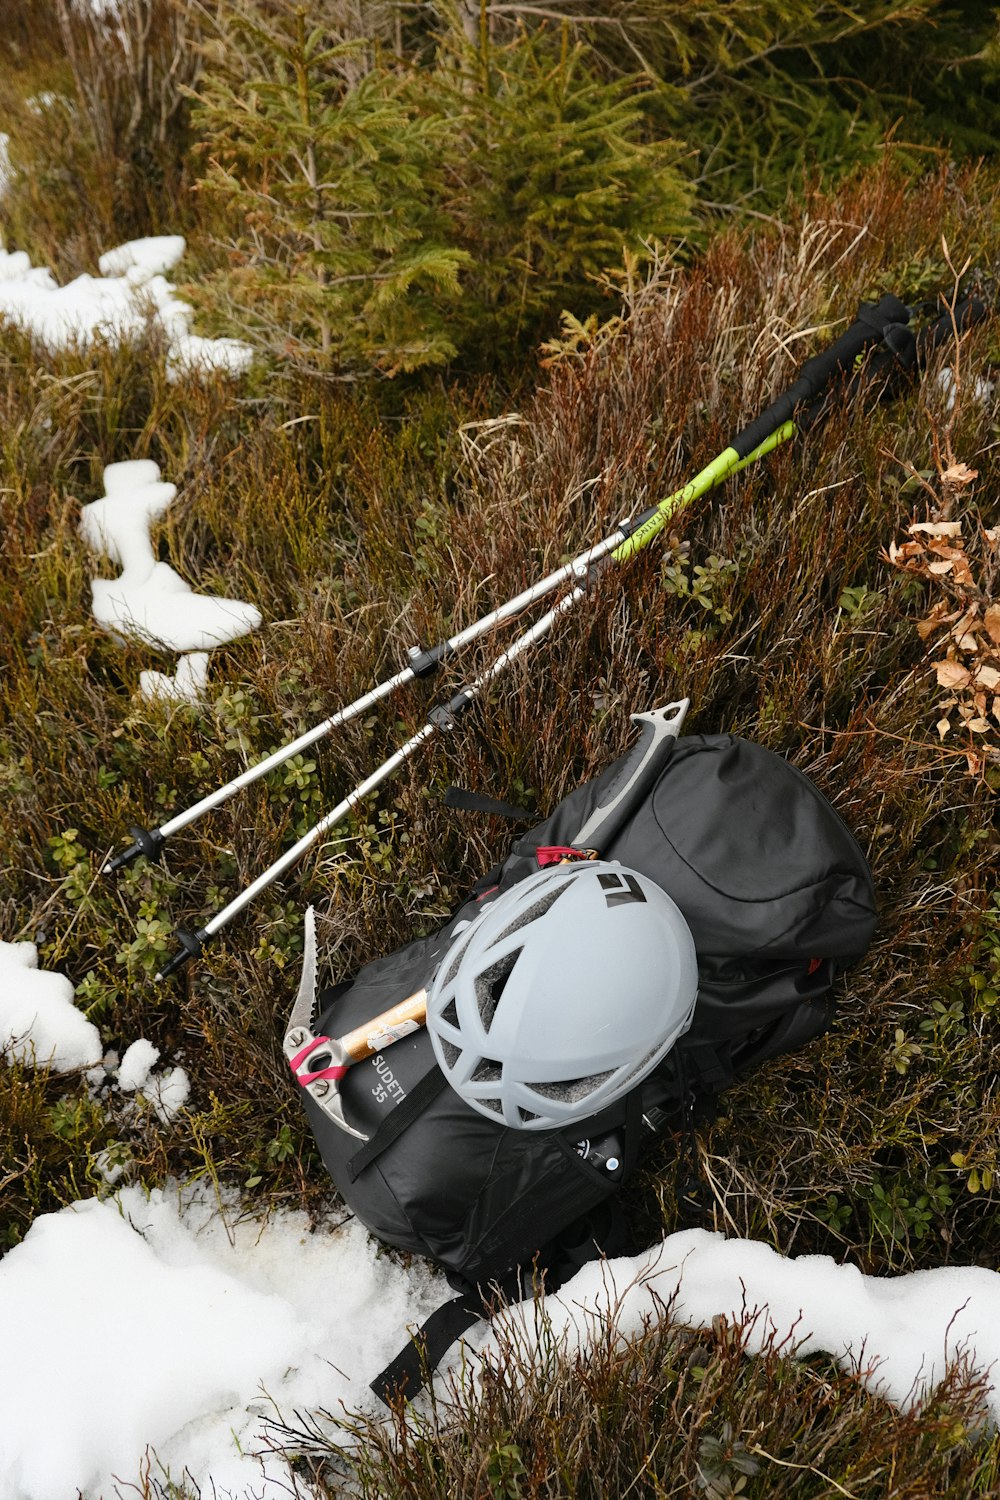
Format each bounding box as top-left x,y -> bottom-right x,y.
140,650 -> 211,705
140,1063 -> 191,1123
937,364 -> 996,413
79,458 -> 262,700
97,236 -> 186,280
479,1229 -> 1000,1424
117,1037 -> 160,1091
0,939 -> 101,1072
0,1182 -> 450,1500
0,234 -> 253,380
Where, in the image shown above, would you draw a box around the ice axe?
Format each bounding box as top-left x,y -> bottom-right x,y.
286,699 -> 689,1138
284,912 -> 429,1142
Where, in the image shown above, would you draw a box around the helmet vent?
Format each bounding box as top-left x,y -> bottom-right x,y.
438,1039 -> 461,1071
492,881 -> 569,946
616,1042 -> 663,1092
474,949 -> 521,1031
527,1070 -> 616,1104
471,1058 -> 502,1083
440,998 -> 459,1030
440,930 -> 474,990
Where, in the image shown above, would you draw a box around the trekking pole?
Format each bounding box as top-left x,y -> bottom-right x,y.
154,291 -> 986,977
105,291 -> 911,876
101,537 -> 624,873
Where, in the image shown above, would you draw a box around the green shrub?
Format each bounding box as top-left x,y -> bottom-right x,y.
456,0 -> 1000,211
187,2 -> 692,376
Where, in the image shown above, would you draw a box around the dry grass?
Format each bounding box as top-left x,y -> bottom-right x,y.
272,1303 -> 1000,1499
1,155 -> 999,1489
0,0 -> 211,273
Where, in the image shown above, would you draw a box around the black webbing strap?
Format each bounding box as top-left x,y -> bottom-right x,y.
444,786 -> 530,820
621,1084 -> 643,1177
346,1066 -> 449,1182
370,1294 -> 485,1406
677,1038 -> 734,1094
672,1048 -> 705,1228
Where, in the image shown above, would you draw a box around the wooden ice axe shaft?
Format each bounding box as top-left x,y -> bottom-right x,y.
337,989 -> 428,1063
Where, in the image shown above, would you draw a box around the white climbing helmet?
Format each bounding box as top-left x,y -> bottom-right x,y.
426,861 -> 698,1130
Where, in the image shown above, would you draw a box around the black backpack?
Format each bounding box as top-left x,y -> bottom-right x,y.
297,732 -> 876,1399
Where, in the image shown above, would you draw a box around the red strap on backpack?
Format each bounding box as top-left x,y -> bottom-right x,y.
535,846 -> 598,867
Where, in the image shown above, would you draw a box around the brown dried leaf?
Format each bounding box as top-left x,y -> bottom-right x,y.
888,539 -> 927,566
966,751 -> 985,775
910,520 -> 964,538
934,660 -> 972,688
920,600 -> 963,639
966,718 -> 991,733
975,665 -> 1000,690
951,610 -> 981,649
941,462 -> 979,487
951,555 -> 974,586
984,605 -> 1000,645
928,559 -> 954,575
985,527 -> 999,547
936,717 -> 952,739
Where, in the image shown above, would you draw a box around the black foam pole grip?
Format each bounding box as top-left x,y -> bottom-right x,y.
797,294 -> 988,432
731,292 -> 911,459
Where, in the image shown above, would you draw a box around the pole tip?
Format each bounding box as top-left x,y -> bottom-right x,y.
105,825 -> 167,875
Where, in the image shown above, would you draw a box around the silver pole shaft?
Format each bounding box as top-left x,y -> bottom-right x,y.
159,663 -> 416,838
199,586 -> 590,941
469,585 -> 587,696
202,723 -> 436,937
157,532 -> 621,842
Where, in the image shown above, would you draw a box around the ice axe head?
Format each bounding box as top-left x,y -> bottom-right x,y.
285,1024 -> 368,1141
285,908 -> 427,1141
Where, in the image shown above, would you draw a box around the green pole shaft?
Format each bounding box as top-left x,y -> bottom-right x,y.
611,420 -> 796,566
